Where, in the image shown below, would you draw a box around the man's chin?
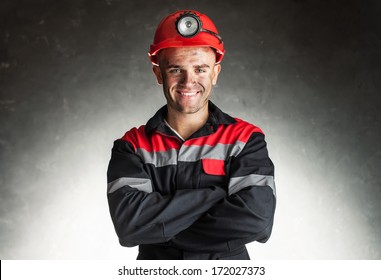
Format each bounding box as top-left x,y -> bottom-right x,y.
177,107 -> 200,114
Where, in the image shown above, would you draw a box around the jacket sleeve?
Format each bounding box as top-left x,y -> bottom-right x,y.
170,132 -> 276,253
107,139 -> 226,247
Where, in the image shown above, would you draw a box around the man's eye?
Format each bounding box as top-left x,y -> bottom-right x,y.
169,69 -> 181,73
195,68 -> 206,73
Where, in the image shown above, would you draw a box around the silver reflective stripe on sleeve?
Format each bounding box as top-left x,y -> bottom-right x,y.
107,177 -> 153,194
228,174 -> 276,196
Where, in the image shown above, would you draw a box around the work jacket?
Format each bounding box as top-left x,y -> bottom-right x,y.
107,102 -> 276,260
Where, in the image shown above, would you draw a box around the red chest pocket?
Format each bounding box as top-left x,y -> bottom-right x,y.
201,158 -> 226,176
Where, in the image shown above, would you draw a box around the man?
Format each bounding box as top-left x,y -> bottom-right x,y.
107,10 -> 276,260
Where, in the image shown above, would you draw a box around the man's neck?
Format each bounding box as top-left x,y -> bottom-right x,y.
165,106 -> 209,140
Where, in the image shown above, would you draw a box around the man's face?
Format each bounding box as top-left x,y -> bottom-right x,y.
153,47 -> 221,115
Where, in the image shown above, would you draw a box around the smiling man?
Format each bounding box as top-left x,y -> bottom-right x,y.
107,10 -> 276,260
153,47 -> 221,139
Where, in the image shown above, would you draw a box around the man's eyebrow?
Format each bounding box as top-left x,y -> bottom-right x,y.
166,64 -> 181,69
166,64 -> 210,68
194,64 -> 210,68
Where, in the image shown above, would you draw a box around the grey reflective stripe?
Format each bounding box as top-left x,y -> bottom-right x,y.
228,174 -> 276,196
178,141 -> 246,162
135,141 -> 246,167
137,148 -> 178,167
107,177 -> 153,194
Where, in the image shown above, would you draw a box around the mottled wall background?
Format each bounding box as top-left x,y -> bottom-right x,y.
1,0 -> 380,259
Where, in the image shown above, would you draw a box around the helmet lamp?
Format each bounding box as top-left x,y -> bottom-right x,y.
176,12 -> 223,43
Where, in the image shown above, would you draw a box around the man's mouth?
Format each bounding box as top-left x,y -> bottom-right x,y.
177,91 -> 200,97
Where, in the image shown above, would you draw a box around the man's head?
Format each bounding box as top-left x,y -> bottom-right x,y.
153,46 -> 221,115
149,10 -> 224,116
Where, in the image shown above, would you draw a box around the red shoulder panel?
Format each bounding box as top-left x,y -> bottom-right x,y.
185,118 -> 263,147
120,126 -> 181,152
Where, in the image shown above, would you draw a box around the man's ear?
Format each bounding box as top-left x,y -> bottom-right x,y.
152,65 -> 163,85
212,64 -> 221,85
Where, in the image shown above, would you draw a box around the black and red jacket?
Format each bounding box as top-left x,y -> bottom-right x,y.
107,102 -> 276,260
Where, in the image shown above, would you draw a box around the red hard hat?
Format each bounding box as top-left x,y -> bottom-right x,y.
149,10 -> 225,66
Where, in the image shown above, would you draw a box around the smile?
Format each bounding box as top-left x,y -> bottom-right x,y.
178,91 -> 199,96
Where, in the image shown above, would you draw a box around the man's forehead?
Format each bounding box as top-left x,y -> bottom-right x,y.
158,47 -> 216,65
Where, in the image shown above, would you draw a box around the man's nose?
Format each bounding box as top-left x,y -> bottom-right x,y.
180,71 -> 196,86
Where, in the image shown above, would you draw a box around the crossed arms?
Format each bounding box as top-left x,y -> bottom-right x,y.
107,132 -> 276,253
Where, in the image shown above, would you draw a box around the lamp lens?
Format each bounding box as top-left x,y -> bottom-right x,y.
177,15 -> 199,36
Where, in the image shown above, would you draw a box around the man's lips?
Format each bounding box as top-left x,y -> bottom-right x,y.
176,90 -> 200,97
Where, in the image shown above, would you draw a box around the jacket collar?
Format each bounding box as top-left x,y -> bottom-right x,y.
145,101 -> 236,137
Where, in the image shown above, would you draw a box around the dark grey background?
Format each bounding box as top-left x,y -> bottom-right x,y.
1,0 -> 380,259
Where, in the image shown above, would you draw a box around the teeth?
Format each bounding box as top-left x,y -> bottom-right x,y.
180,92 -> 197,96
